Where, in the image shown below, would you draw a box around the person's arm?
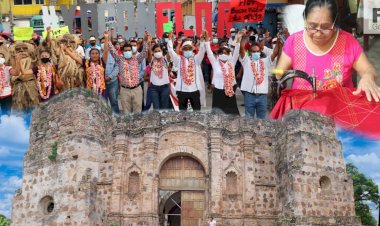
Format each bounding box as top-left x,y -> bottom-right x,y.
194,31 -> 207,65
66,48 -> 83,65
205,42 -> 217,64
137,32 -> 152,64
110,28 -> 115,43
103,31 -> 110,64
107,37 -> 122,63
167,32 -> 180,64
240,33 -> 247,59
231,43 -> 240,66
352,53 -> 380,102
19,62 -> 34,76
10,54 -> 22,77
236,66 -> 243,79
274,52 -> 292,80
270,39 -> 282,63
143,67 -> 150,82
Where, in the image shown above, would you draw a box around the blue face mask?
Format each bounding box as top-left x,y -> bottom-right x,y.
183,51 -> 193,58
123,51 -> 132,59
251,52 -> 261,61
132,46 -> 138,53
118,39 -> 124,43
100,43 -> 104,50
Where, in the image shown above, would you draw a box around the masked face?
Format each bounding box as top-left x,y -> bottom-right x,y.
251,52 -> 261,61
118,39 -> 124,43
154,51 -> 163,59
212,38 -> 219,44
131,46 -> 138,53
0,57 -> 5,65
123,51 -> 133,59
90,42 -> 96,46
183,51 -> 193,58
218,54 -> 230,62
41,57 -> 50,63
101,43 -> 105,50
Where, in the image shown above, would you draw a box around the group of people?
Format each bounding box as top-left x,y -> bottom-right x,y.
1,0 -> 379,119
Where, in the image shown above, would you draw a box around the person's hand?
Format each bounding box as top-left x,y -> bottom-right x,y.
203,30 -> 209,42
236,31 -> 244,42
144,32 -> 152,42
105,76 -> 111,82
15,53 -> 22,62
47,26 -> 51,33
104,31 -> 109,39
353,76 -> 380,102
168,32 -> 174,41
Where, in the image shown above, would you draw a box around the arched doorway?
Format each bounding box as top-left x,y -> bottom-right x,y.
159,156 -> 206,226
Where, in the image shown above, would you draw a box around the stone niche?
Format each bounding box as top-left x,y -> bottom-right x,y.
11,89 -> 361,226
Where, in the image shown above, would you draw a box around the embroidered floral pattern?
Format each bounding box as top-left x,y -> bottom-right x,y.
37,64 -> 53,99
219,60 -> 235,97
250,59 -> 265,85
86,60 -> 106,95
180,56 -> 195,85
0,65 -> 5,95
123,58 -> 139,87
152,58 -> 164,79
320,62 -> 343,90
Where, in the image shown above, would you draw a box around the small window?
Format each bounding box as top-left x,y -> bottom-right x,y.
128,171 -> 140,194
226,171 -> 238,194
14,0 -> 32,5
40,196 -> 54,215
319,176 -> 331,191
36,0 -> 44,4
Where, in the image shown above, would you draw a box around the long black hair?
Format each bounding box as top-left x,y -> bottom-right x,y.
303,0 -> 339,24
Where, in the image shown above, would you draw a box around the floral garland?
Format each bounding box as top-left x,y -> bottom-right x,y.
0,65 -> 5,95
180,56 -> 195,85
123,58 -> 139,87
152,58 -> 164,79
250,59 -> 265,85
37,64 -> 53,100
219,60 -> 235,97
86,60 -> 105,95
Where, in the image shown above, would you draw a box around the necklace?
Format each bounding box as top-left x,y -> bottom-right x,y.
0,65 -> 5,95
219,60 -> 235,97
250,59 -> 265,85
86,61 -> 105,95
37,64 -> 53,99
180,56 -> 195,85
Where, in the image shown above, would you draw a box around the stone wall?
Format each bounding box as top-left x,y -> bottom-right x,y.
11,89 -> 361,226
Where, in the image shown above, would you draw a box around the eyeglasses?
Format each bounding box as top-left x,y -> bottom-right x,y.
305,16 -> 337,34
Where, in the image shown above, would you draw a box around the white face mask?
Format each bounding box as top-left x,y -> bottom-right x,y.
154,52 -> 162,58
0,58 -> 5,65
218,54 -> 230,62
132,46 -> 138,53
164,38 -> 169,43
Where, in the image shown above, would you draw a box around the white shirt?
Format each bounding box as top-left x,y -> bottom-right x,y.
0,65 -> 12,98
76,45 -> 85,58
240,54 -> 270,94
167,40 -> 205,93
209,220 -> 216,226
150,59 -> 170,86
205,42 -> 240,90
262,46 -> 277,72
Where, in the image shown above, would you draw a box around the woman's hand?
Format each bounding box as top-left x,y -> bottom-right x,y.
353,76 -> 380,102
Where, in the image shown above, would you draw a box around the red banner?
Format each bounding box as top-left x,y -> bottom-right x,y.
228,0 -> 266,22
271,87 -> 380,139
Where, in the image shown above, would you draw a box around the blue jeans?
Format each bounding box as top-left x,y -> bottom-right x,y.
244,92 -> 267,119
106,80 -> 120,115
151,84 -> 170,110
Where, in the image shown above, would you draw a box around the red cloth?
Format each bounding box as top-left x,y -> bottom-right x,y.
271,87 -> 380,139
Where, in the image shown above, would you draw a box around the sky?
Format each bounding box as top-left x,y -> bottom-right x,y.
0,114 -> 379,222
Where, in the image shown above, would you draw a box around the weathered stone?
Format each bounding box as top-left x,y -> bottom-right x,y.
11,89 -> 361,226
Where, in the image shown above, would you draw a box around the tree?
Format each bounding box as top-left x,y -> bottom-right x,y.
346,163 -> 379,226
0,214 -> 10,226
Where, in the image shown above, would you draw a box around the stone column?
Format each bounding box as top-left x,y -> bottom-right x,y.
141,132 -> 159,222
242,133 -> 256,216
110,134 -> 127,215
209,129 -> 223,216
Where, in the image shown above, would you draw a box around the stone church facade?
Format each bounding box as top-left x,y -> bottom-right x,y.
11,89 -> 361,226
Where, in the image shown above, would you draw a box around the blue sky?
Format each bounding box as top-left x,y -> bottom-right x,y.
0,115 -> 379,222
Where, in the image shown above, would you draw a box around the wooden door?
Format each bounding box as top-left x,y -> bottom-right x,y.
181,191 -> 205,226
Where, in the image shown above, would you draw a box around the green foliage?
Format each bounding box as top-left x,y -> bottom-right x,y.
346,163 -> 379,226
109,224 -> 118,226
48,142 -> 58,161
0,214 -> 10,226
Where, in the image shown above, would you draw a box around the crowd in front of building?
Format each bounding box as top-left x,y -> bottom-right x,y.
0,24 -> 289,118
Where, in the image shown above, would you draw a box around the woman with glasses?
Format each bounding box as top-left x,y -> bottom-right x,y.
275,0 -> 380,102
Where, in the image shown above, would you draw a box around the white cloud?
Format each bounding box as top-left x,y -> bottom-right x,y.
0,193 -> 14,218
0,115 -> 29,145
347,153 -> 380,166
0,176 -> 22,193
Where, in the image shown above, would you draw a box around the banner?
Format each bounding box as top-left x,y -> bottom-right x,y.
42,26 -> 70,39
228,0 -> 266,22
13,27 -> 34,41
163,21 -> 173,32
42,6 -> 60,30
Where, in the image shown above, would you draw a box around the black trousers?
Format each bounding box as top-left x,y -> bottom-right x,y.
212,85 -> 239,115
177,90 -> 201,111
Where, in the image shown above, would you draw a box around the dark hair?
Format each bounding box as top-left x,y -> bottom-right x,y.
112,41 -> 118,46
89,48 -> 100,55
123,43 -> 132,50
304,0 -> 338,23
217,46 -> 231,55
178,31 -> 184,36
39,49 -> 51,57
130,40 -> 137,44
151,44 -> 161,52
